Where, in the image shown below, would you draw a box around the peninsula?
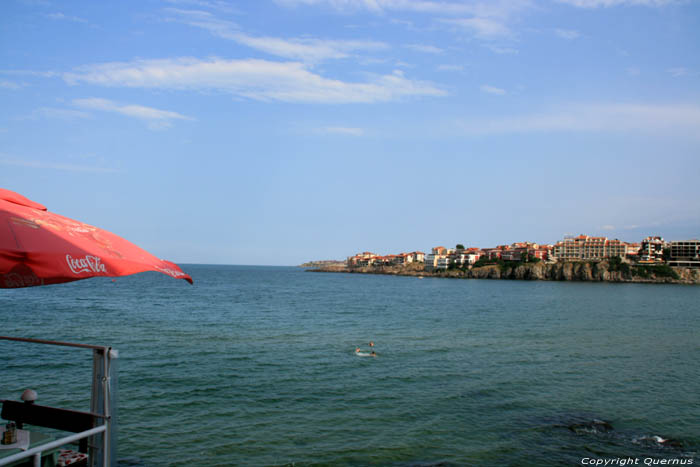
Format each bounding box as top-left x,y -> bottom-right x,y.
304,235 -> 700,285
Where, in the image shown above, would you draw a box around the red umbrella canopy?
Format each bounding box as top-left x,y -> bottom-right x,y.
0,188 -> 193,288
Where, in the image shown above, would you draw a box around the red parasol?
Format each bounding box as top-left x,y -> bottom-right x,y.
0,188 -> 193,288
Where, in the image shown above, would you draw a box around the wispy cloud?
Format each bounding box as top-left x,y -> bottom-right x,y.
320,126 -> 365,136
0,80 -> 23,90
666,67 -> 698,78
0,70 -> 59,78
166,8 -> 387,62
72,98 -> 192,130
458,103 -> 700,136
487,45 -> 519,54
33,107 -> 92,120
667,67 -> 688,77
480,84 -> 506,95
437,64 -> 465,72
406,44 -> 444,54
556,0 -> 679,7
275,0 -> 529,16
440,16 -> 512,39
63,58 -> 447,104
277,0 -> 531,42
0,156 -> 120,173
46,12 -> 88,23
555,28 -> 580,39
164,0 -> 240,13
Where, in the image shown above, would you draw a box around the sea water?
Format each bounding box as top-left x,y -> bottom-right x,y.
1,265 -> 698,466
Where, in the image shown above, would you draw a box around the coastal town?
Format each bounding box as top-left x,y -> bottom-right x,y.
305,235 -> 700,284
344,235 -> 700,271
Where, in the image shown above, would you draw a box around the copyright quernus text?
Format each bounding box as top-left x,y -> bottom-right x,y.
581,458 -> 693,466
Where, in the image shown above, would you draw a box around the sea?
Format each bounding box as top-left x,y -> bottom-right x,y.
1,265 -> 698,466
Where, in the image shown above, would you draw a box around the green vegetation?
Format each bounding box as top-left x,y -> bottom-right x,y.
607,256 -> 679,279
607,256 -> 630,275
472,256 -> 538,271
472,257 -> 502,268
632,264 -> 679,280
456,244 -> 465,250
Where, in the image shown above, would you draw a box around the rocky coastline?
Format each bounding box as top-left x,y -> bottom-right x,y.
307,261 -> 700,285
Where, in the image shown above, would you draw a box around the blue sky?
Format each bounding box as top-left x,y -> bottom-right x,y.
1,0 -> 699,266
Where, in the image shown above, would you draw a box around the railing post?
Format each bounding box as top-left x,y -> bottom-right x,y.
91,348 -> 118,467
107,349 -> 118,467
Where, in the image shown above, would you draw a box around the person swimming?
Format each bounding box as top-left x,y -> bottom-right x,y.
355,342 -> 377,357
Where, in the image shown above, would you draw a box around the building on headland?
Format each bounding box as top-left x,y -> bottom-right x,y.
551,235 -> 630,261
425,246 -> 448,271
638,236 -> 666,263
347,251 -> 425,268
668,240 -> 700,268
347,252 -> 379,267
454,248 -> 483,268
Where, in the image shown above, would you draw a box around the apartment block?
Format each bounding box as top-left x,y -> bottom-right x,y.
668,240 -> 700,267
552,235 -> 629,261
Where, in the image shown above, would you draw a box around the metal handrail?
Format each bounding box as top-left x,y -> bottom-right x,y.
0,424 -> 106,467
0,336 -> 110,351
0,336 -> 117,466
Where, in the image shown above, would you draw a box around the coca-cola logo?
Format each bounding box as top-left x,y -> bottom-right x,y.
66,255 -> 107,275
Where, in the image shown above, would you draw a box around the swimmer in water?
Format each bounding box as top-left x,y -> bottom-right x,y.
369,341 -> 374,347
355,347 -> 361,354
370,351 -> 377,357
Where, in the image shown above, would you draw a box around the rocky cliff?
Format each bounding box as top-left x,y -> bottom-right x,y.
309,261 -> 700,285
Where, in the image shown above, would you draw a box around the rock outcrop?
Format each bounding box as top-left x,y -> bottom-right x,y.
307,261 -> 700,285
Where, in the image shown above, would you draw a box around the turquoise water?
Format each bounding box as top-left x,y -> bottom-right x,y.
1,265 -> 698,466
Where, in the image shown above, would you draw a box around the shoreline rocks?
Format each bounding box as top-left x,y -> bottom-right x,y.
307,261 -> 700,285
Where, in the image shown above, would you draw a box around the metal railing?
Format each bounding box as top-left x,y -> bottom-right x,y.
0,425 -> 106,467
0,336 -> 118,467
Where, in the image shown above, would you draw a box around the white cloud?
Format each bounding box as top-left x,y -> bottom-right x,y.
666,67 -> 698,78
480,84 -> 506,95
277,1 -> 532,46
275,0 -> 531,17
0,80 -> 23,90
440,17 -> 511,38
321,126 -> 365,135
406,44 -> 444,54
555,28 -> 580,39
72,98 -> 192,129
166,8 -> 387,62
46,12 -> 88,23
458,103 -> 700,136
437,64 -> 465,72
487,45 -> 519,54
34,107 -> 92,120
164,0 -> 240,13
0,70 -> 59,78
63,58 -> 447,104
556,0 -> 679,7
0,155 -> 120,173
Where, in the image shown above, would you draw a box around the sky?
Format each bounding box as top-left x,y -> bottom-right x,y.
1,0 -> 699,266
